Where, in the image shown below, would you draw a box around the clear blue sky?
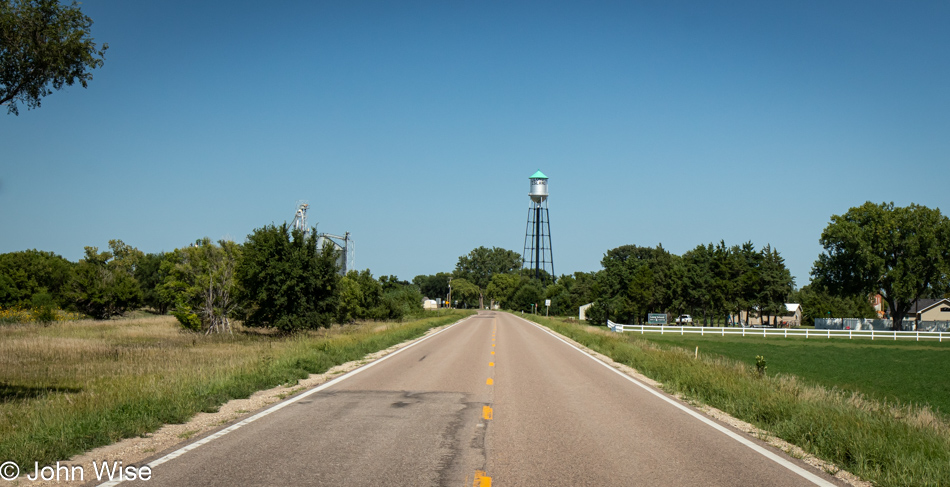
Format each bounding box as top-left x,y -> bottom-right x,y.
2,1 -> 948,286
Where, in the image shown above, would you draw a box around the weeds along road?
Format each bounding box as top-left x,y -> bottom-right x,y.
113,311 -> 846,487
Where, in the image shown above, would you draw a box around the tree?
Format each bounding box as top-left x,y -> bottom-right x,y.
0,249 -> 74,307
379,275 -> 409,293
237,224 -> 340,332
1,0 -> 107,115
350,269 -> 383,317
757,244 -> 794,325
677,244 -> 715,325
812,202 -> 950,330
413,272 -> 451,302
485,273 -> 521,309
510,279 -> 543,313
598,244 -> 674,324
558,271 -> 598,316
448,278 -> 479,308
162,239 -> 241,333
336,270 -> 420,322
454,246 -> 522,289
67,245 -> 141,319
377,285 -> 423,320
733,242 -> 762,325
135,252 -> 174,314
788,284 -> 876,327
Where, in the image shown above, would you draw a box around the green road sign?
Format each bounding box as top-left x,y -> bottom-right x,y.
648,313 -> 667,324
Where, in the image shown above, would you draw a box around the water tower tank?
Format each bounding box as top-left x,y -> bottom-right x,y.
528,170 -> 548,203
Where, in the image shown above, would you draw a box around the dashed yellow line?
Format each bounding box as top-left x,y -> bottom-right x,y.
474,470 -> 492,486
477,325 -> 494,487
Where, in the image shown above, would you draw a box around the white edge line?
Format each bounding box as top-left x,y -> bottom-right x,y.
517,316 -> 838,487
96,316 -> 473,487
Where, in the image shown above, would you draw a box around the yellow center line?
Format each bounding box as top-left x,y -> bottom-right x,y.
482,405 -> 493,420
474,470 -> 492,487
486,378 -> 493,385
491,351 -> 495,355
489,362 -> 494,366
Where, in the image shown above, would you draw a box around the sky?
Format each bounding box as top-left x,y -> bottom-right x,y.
2,1 -> 948,286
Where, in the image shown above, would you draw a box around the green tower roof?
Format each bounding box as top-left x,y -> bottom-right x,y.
529,170 -> 548,179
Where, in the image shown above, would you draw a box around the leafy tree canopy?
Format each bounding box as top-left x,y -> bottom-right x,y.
1,0 -> 108,115
485,273 -> 522,309
161,239 -> 241,333
0,249 -> 74,306
237,224 -> 340,332
454,246 -> 522,289
66,245 -> 141,319
788,284 -> 877,327
812,201 -> 950,330
448,277 -> 479,308
413,272 -> 451,301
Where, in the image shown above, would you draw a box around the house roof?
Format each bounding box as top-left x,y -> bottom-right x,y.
530,170 -> 548,179
911,298 -> 950,314
786,303 -> 801,313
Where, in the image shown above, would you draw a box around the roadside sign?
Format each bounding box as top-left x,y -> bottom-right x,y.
648,313 -> 667,325
545,299 -> 551,307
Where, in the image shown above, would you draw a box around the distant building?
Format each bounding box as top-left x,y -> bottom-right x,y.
907,298 -> 950,323
579,303 -> 593,321
740,303 -> 802,327
870,294 -> 885,318
782,304 -> 802,327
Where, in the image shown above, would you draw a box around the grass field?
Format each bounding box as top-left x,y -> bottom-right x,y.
636,332 -> 950,417
0,310 -> 475,469
526,315 -> 950,487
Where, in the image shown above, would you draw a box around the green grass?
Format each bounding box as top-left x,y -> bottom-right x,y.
636,333 -> 950,416
525,315 -> 950,487
0,310 -> 475,469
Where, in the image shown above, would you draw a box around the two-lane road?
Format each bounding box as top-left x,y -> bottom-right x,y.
117,311 -> 845,486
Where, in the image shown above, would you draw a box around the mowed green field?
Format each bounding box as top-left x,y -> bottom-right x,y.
638,331 -> 950,416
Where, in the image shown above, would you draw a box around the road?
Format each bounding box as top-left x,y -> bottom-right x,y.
114,311 -> 845,486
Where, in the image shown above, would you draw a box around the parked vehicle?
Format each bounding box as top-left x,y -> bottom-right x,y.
676,314 -> 693,324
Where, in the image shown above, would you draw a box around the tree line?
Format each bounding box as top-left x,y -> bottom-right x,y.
0,223 -> 424,332
3,201 -> 947,332
414,241 -> 800,326
413,202 -> 950,331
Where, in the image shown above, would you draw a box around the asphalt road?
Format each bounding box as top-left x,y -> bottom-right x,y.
113,311 -> 846,486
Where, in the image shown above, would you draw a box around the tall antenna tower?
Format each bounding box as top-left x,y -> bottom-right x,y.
522,170 -> 554,282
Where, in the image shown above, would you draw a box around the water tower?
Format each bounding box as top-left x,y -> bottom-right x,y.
522,170 -> 554,282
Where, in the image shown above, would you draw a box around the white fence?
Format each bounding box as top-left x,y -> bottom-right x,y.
606,320 -> 950,342
815,318 -> 950,332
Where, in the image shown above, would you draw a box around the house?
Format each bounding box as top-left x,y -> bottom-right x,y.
782,303 -> 802,327
739,303 -> 802,327
907,298 -> 950,323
